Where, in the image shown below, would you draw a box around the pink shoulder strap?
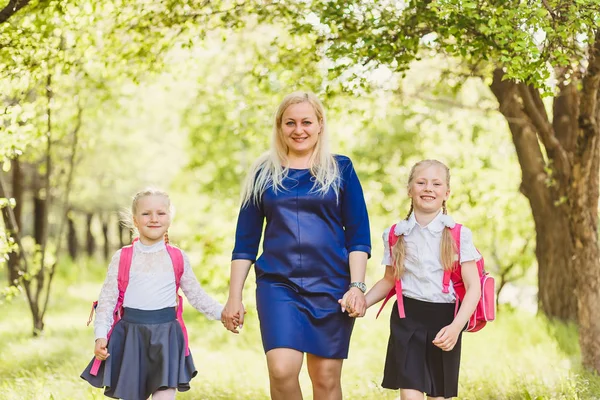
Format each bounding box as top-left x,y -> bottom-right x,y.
376,224 -> 405,319
90,241 -> 135,376
118,243 -> 135,293
166,244 -> 189,356
166,245 -> 184,287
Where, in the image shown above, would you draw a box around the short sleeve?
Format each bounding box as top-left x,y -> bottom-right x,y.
381,227 -> 392,266
339,156 -> 371,257
231,198 -> 265,263
459,226 -> 482,264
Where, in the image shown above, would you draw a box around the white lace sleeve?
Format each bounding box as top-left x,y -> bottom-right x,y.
94,250 -> 121,340
179,252 -> 224,321
459,226 -> 482,264
381,227 -> 392,266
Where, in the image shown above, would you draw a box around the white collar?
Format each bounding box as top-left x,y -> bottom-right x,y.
134,239 -> 166,253
393,211 -> 455,236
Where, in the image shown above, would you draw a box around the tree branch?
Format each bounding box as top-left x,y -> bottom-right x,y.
579,30 -> 600,128
517,83 -> 571,184
553,67 -> 579,154
0,0 -> 32,24
489,68 -> 551,209
541,0 -> 557,19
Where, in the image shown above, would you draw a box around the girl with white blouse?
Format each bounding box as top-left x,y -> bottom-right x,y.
81,189 -> 227,400
362,160 -> 481,400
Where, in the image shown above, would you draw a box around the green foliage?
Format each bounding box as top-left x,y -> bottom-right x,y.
293,0 -> 599,90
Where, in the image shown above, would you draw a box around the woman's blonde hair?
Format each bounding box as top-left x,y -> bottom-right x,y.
120,187 -> 173,243
391,160 -> 456,279
240,91 -> 340,207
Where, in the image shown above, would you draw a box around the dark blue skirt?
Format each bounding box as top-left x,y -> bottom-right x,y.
81,307 -> 197,400
382,296 -> 462,398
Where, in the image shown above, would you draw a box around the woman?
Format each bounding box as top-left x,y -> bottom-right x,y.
222,91 -> 371,400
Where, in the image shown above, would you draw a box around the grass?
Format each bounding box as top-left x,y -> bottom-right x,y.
1,261 -> 599,399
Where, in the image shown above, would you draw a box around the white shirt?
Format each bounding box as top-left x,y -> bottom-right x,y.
94,240 -> 223,339
381,212 -> 481,303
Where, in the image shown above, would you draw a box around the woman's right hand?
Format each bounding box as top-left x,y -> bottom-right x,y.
222,298 -> 245,334
94,338 -> 109,361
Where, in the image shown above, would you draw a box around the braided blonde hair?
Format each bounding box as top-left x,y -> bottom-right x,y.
391,160 -> 457,280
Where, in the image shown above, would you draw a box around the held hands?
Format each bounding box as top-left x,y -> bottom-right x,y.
432,323 -> 462,351
221,298 -> 246,334
94,338 -> 109,361
338,287 -> 367,318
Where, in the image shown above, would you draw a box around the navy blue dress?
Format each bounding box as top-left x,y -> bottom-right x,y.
232,155 -> 371,359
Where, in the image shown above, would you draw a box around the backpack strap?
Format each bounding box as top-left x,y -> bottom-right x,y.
376,224 -> 406,319
117,241 -> 135,294
90,241 -> 135,376
166,244 -> 189,356
167,244 -> 184,285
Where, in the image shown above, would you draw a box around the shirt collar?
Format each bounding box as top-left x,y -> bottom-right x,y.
134,239 -> 167,253
393,211 -> 455,236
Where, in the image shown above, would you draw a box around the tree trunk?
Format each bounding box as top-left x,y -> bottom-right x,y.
573,209 -> 600,371
489,69 -> 578,320
67,211 -> 78,260
2,158 -> 23,285
33,171 -> 47,249
571,32 -> 600,370
86,212 -> 95,256
490,29 -> 600,372
102,214 -> 109,261
32,167 -> 48,298
32,309 -> 44,336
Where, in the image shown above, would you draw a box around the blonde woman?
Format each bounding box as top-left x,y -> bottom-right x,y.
222,92 -> 371,400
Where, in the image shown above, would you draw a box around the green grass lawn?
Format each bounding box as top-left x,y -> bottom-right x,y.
1,265 -> 599,400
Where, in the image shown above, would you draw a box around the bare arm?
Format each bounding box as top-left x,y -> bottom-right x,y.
222,259 -> 252,333
349,250 -> 368,286
365,265 -> 396,308
433,261 -> 481,351
340,251 -> 368,317
451,260 -> 481,327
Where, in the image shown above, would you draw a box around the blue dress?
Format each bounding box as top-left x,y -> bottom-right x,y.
232,155 -> 371,359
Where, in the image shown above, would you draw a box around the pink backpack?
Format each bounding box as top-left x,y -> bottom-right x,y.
376,223 -> 495,332
86,238 -> 190,375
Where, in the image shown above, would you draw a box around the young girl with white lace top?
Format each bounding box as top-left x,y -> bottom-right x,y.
81,188 -> 228,400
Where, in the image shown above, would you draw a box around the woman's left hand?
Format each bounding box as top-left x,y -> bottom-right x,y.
338,287 -> 367,317
432,323 -> 462,351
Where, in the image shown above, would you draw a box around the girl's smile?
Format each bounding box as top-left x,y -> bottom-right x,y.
133,195 -> 171,245
409,165 -> 450,216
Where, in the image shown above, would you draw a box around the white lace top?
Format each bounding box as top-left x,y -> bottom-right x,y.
381,212 -> 481,303
94,240 -> 223,340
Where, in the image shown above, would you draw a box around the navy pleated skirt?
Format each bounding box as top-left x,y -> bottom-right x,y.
81,307 -> 197,400
382,296 -> 462,398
